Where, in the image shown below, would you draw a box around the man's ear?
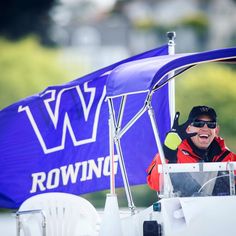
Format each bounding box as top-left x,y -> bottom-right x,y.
215,125 -> 220,136
186,125 -> 191,133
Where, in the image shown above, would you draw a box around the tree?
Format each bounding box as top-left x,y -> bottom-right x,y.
0,0 -> 57,45
0,37 -> 77,109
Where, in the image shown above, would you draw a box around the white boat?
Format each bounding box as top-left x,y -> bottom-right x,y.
3,33 -> 236,235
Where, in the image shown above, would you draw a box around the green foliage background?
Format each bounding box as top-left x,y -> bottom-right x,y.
0,37 -> 79,110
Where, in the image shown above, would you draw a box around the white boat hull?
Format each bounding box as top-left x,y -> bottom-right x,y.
120,195 -> 236,236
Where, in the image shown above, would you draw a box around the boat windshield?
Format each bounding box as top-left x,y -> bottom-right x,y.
158,162 -> 236,198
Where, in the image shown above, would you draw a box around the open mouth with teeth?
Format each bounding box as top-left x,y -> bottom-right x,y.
198,134 -> 210,140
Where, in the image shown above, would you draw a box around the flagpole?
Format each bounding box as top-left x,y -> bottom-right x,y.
101,116 -> 123,235
109,118 -> 115,194
167,31 -> 176,125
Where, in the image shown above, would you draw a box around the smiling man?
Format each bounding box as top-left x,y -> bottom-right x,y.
175,105 -> 236,163
147,105 -> 236,191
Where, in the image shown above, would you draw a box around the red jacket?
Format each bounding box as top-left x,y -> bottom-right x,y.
147,137 -> 236,191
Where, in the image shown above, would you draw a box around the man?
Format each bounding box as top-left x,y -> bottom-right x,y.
147,105 -> 236,192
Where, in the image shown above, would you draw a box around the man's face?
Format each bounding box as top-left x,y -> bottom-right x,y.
187,115 -> 218,149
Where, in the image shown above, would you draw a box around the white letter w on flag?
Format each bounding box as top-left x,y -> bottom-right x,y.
18,82 -> 106,154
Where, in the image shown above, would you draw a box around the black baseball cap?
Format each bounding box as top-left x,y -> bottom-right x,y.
188,105 -> 217,122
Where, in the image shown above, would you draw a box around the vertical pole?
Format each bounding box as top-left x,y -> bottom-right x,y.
167,31 -> 176,126
16,213 -> 20,236
147,96 -> 166,165
147,95 -> 173,196
228,162 -> 235,196
109,118 -> 115,194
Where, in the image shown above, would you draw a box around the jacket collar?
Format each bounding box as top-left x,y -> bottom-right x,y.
181,137 -> 222,162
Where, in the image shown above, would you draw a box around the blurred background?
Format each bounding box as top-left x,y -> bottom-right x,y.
1,0 -> 236,212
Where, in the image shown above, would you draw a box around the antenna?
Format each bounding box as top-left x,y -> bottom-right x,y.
167,31 -> 176,125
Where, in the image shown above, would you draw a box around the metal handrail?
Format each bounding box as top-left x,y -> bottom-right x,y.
16,209 -> 46,236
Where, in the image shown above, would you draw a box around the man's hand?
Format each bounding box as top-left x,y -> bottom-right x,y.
164,112 -> 197,150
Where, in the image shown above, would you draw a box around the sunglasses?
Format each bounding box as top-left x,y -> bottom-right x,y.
191,120 -> 217,129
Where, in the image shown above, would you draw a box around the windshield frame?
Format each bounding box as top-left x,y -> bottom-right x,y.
158,162 -> 236,198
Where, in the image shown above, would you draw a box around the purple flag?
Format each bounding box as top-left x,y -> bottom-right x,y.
0,45 -> 170,208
